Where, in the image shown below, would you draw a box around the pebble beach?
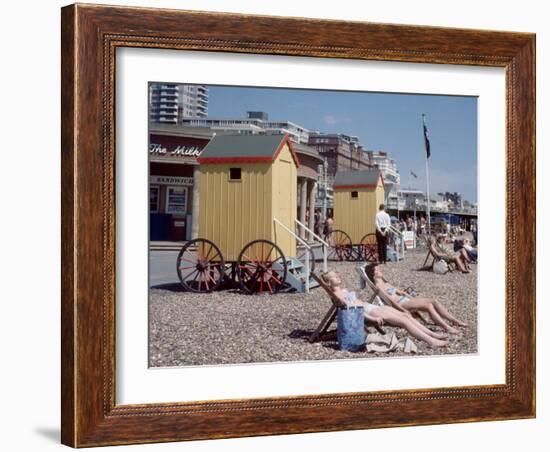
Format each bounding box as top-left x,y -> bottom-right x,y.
149,247 -> 477,367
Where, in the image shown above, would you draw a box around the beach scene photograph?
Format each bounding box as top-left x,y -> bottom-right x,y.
147,83 -> 478,367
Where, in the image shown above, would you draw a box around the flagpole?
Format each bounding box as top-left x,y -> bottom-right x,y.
422,114 -> 431,235
425,151 -> 431,235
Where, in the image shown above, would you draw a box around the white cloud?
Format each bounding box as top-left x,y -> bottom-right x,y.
323,115 -> 351,126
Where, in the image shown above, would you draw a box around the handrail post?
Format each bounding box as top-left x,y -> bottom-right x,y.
305,251 -> 310,293
274,218 -> 313,293
322,244 -> 327,273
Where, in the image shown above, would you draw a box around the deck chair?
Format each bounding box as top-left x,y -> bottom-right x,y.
420,239 -> 456,272
309,273 -> 385,343
356,264 -> 428,324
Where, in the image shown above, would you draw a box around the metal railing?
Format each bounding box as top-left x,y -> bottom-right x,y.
295,219 -> 328,273
273,218 -> 312,293
388,225 -> 405,260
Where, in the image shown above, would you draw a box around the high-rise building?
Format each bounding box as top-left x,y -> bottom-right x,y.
149,83 -> 209,124
364,150 -> 400,198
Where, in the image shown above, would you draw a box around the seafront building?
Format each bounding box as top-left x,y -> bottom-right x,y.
181,111 -> 310,144
147,105 -> 476,241
148,123 -> 322,241
149,83 -> 209,124
364,150 -> 401,201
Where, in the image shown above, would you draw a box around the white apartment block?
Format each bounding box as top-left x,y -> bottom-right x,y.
149,83 -> 209,124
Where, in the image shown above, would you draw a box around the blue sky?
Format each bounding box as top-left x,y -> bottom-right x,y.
206,85 -> 478,202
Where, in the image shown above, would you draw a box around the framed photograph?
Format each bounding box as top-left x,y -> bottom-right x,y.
61,3 -> 535,447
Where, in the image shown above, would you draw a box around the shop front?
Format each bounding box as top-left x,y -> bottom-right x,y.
149,125 -> 211,242
150,173 -> 194,241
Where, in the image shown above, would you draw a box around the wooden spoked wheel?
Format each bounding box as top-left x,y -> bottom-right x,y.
237,240 -> 287,294
360,233 -> 379,263
328,229 -> 353,261
176,238 -> 225,293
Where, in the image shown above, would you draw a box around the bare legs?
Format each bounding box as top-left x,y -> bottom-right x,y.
371,306 -> 449,347
452,255 -> 469,272
400,298 -> 467,333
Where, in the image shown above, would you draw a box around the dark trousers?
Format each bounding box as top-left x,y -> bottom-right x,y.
376,229 -> 388,263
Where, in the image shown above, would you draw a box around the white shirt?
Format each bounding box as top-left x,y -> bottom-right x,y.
375,210 -> 391,232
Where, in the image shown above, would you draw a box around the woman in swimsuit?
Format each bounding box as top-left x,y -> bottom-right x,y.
431,235 -> 471,273
365,264 -> 467,334
322,271 -> 449,347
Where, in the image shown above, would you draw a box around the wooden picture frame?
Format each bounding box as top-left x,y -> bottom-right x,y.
61,3 -> 535,447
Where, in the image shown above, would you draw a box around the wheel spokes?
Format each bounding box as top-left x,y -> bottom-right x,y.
177,239 -> 225,292
237,240 -> 287,294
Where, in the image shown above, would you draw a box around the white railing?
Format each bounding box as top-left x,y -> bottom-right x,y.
295,219 -> 328,273
273,218 -> 312,293
388,225 -> 405,260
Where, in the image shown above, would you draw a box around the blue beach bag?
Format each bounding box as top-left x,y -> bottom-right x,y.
337,306 -> 365,352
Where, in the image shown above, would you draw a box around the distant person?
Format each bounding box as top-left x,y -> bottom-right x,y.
324,215 -> 334,242
431,235 -> 471,273
420,216 -> 427,235
462,238 -> 478,262
375,204 -> 391,264
314,209 -> 323,237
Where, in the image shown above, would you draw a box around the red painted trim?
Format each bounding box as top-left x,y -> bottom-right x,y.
197,156 -> 273,164
197,134 -> 300,168
334,184 -> 378,189
273,134 -> 300,168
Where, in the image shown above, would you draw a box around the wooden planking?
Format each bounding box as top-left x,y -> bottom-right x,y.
334,183 -> 384,243
271,144 -> 297,258
199,163 -> 272,261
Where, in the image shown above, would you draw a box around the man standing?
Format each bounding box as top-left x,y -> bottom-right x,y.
375,203 -> 391,263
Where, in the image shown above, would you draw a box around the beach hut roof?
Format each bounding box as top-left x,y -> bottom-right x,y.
197,133 -> 299,167
333,169 -> 384,189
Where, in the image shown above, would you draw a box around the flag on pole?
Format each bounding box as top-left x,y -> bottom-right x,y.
422,114 -> 431,159
410,170 -> 418,179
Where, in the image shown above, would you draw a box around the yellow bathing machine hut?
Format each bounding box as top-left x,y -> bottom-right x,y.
329,169 -> 385,262
176,133 -> 316,294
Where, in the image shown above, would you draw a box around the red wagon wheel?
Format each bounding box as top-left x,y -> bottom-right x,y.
176,238 -> 225,293
328,229 -> 353,261
360,233 -> 379,263
237,240 -> 287,294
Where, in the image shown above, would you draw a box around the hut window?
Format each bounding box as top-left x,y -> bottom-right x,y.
229,168 -> 242,180
351,191 -> 359,199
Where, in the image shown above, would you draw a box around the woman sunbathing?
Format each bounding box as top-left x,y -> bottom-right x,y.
431,235 -> 471,273
364,263 -> 467,334
321,271 -> 449,347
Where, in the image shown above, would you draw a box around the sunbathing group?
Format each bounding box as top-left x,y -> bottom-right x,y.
430,234 -> 477,273
321,264 -> 467,348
